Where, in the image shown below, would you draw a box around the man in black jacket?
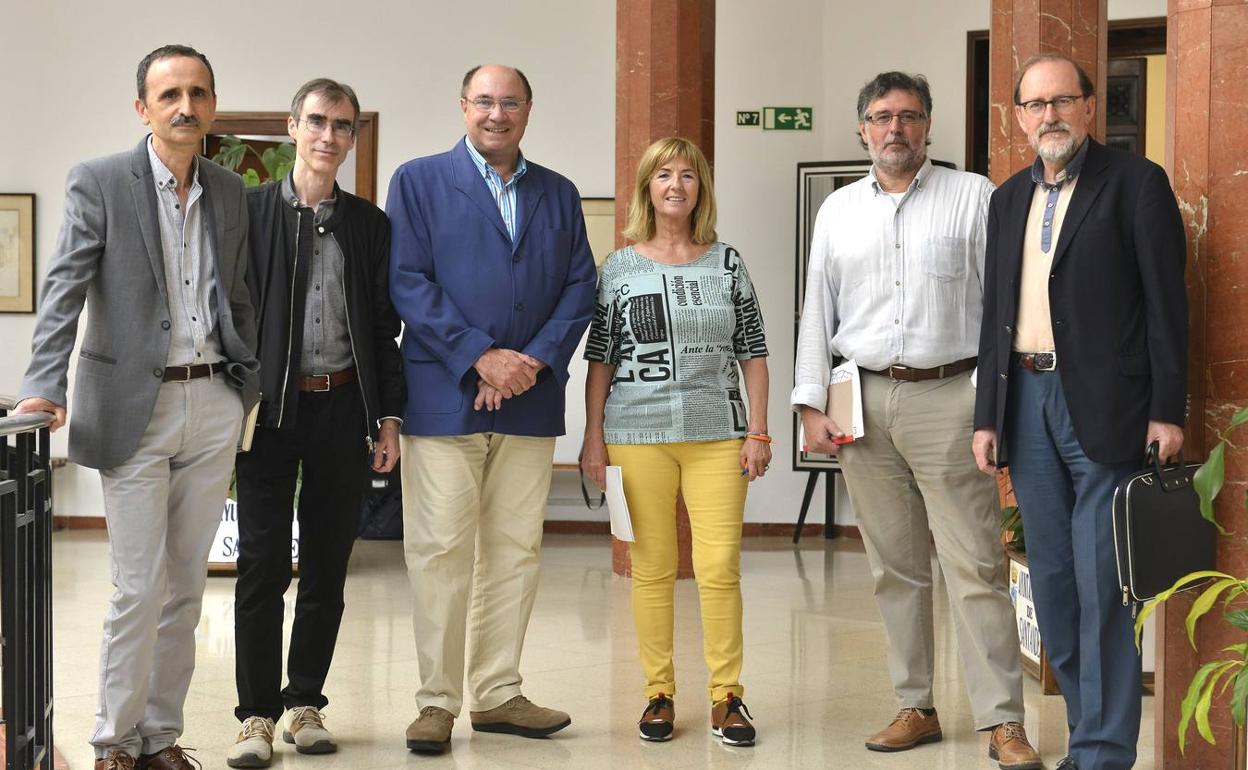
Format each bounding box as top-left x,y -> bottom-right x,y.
227,78 -> 405,768
973,55 -> 1187,770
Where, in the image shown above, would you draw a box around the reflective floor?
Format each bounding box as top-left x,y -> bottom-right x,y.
50,531 -> 1154,769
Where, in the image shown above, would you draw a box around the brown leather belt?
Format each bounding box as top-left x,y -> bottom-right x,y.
865,356 -> 977,382
1015,351 -> 1057,372
163,362 -> 227,382
297,367 -> 356,392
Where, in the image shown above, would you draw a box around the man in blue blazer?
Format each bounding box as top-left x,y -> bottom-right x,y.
387,64 -> 597,754
973,55 -> 1187,770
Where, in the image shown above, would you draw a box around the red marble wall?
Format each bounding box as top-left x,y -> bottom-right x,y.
988,0 -> 1107,185
1161,1 -> 1248,766
612,0 -> 715,578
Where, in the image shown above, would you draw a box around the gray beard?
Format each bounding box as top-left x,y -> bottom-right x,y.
1034,126 -> 1079,164
871,144 -> 924,175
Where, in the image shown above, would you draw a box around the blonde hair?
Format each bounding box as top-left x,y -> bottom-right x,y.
622,137 -> 718,245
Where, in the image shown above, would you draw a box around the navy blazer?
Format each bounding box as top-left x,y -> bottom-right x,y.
974,139 -> 1187,465
386,139 -> 597,436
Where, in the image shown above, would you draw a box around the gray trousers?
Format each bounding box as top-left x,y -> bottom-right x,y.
91,377 -> 242,758
837,372 -> 1024,729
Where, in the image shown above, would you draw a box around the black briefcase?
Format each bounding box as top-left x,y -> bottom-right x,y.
1111,442 -> 1217,605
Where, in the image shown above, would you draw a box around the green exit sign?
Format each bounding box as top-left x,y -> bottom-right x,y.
736,111 -> 760,126
763,107 -> 813,131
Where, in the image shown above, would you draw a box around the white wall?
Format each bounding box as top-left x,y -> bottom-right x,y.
0,0 -> 616,516
1,0 -> 1167,521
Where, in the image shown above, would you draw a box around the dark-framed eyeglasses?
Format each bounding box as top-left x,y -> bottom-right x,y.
863,111 -> 927,127
300,114 -> 355,138
1016,95 -> 1084,116
465,97 -> 527,113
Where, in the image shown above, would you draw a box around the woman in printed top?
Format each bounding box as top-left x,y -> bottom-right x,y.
581,136 -> 771,747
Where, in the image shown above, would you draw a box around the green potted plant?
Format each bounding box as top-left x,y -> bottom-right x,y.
1135,405 -> 1248,754
211,135 -> 295,187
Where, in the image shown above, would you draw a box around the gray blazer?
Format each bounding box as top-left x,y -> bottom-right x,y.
19,137 -> 260,470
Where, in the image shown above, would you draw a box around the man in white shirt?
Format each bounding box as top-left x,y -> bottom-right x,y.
792,71 -> 1040,770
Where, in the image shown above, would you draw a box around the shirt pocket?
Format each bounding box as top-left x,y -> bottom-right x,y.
923,236 -> 970,282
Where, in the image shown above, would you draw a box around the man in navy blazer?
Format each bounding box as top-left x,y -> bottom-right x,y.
973,55 -> 1187,770
387,64 -> 597,754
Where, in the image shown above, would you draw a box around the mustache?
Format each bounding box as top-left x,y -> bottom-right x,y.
1038,121 -> 1071,136
169,113 -> 200,127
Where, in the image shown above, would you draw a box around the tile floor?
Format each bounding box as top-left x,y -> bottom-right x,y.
49,531 -> 1154,769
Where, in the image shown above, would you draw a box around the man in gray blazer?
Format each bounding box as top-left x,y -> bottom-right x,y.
14,44 -> 258,770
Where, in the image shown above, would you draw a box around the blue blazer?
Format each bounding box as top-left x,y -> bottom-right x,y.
386,139 -> 598,436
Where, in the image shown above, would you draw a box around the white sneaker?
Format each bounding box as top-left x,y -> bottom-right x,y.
284,705 -> 337,754
226,716 -> 275,768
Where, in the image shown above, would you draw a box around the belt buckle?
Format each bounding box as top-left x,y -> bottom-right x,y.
166,366 -> 191,382
1034,352 -> 1057,371
310,373 -> 332,392
887,365 -> 908,381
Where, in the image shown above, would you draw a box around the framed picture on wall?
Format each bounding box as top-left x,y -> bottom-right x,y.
0,193 -> 36,314
792,159 -> 956,471
792,161 -> 872,471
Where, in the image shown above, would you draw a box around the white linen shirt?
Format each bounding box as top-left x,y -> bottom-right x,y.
791,160 -> 993,410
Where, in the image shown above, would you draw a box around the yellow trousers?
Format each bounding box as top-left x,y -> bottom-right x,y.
608,439 -> 749,704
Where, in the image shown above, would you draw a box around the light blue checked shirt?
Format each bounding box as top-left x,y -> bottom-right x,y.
464,137 -> 528,242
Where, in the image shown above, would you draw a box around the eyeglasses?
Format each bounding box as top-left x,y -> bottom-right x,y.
465,97 -> 527,113
863,111 -> 927,126
1016,95 -> 1084,116
300,114 -> 355,138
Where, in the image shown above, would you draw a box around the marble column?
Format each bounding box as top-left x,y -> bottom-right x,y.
612,0 -> 715,578
1158,2 -> 1248,767
988,0 -> 1107,184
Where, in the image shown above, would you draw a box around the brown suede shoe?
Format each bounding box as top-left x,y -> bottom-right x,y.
989,722 -> 1044,770
94,752 -> 136,770
406,706 -> 455,754
470,695 -> 571,738
137,745 -> 201,770
865,708 -> 943,752
710,693 -> 756,746
638,694 -> 675,742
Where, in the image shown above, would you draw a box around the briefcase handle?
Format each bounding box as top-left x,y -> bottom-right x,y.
1144,440 -> 1195,493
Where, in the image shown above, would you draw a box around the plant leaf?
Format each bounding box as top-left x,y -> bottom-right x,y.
1187,579 -> 1243,647
1233,666 -> 1248,727
1194,661 -> 1237,747
1227,610 -> 1248,632
1225,643 -> 1248,656
1193,442 -> 1226,530
1137,570 -> 1235,646
1181,660 -> 1225,752
241,168 -> 262,188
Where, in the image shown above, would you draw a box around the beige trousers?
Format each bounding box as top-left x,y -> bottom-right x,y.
836,373 -> 1024,729
401,433 -> 555,715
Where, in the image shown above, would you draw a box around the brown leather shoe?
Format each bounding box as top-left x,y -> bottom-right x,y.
470,694 -> 570,738
989,722 -> 1044,770
865,708 -> 943,752
94,752 -> 136,770
137,745 -> 201,770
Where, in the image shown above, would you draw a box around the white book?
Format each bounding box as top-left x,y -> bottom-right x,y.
605,466 -> 634,542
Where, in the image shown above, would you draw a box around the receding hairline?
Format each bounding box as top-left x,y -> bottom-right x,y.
461,64 -> 531,100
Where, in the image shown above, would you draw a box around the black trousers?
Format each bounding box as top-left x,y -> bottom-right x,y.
233,385 -> 368,721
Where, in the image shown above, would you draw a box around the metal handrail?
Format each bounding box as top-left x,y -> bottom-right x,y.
1,395 -> 54,770
0,414 -> 53,438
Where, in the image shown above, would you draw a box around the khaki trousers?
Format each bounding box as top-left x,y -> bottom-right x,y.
92,377 -> 242,758
836,373 -> 1024,729
401,433 -> 555,715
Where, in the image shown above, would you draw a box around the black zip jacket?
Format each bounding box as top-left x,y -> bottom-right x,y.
245,180 -> 405,445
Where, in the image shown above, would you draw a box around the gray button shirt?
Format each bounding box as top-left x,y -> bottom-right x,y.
282,176 -> 354,375
147,137 -> 224,366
